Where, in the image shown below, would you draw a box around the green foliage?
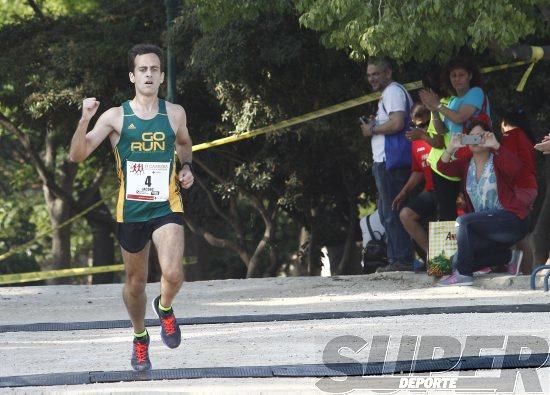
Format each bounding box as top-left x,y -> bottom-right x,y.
297,0 -> 548,62
0,0 -> 165,275
39,0 -> 98,15
186,0 -> 292,32
0,0 -> 98,26
0,198 -> 41,275
0,0 -> 548,280
0,0 -> 34,23
0,0 -> 167,189
176,4 -> 372,260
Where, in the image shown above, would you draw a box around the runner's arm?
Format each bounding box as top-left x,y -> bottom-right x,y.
69,99 -> 117,162
174,106 -> 192,165
173,106 -> 194,189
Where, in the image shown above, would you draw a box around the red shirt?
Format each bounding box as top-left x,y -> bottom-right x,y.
437,145 -> 537,219
500,127 -> 537,189
411,140 -> 434,191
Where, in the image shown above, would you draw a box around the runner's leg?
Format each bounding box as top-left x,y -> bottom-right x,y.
152,223 -> 185,308
122,244 -> 150,333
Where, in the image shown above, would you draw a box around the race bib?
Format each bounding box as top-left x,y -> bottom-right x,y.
126,161 -> 170,202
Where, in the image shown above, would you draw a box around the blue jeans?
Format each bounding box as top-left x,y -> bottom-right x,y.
372,162 -> 413,266
455,209 -> 528,276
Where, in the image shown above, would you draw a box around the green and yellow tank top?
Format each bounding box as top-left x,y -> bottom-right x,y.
426,97 -> 460,182
113,99 -> 183,223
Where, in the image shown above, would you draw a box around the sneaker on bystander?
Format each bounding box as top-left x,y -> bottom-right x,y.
507,250 -> 524,276
437,270 -> 473,287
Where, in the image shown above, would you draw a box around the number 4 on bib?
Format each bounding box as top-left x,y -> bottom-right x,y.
126,161 -> 170,202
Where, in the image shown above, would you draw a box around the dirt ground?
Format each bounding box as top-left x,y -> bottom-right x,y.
1,272 -> 550,393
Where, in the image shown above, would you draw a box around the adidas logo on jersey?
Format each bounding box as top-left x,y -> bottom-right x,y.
128,123 -> 136,130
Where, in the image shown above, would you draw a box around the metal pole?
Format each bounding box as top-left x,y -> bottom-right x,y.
164,0 -> 178,103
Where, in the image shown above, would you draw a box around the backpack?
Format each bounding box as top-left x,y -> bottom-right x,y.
362,214 -> 388,274
381,83 -> 412,170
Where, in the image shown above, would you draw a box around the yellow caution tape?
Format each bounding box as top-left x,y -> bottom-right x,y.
192,59 -> 538,153
192,81 -> 423,152
0,256 -> 197,285
0,264 -> 124,285
480,60 -> 530,73
516,46 -> 544,92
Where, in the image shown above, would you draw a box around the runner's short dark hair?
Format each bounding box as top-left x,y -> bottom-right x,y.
128,44 -> 164,72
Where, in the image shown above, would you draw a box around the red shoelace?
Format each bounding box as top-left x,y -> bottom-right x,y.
134,341 -> 149,362
161,314 -> 177,335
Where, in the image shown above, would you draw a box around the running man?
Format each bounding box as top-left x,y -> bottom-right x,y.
69,44 -> 193,371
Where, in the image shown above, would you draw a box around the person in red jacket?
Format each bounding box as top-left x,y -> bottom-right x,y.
500,109 -> 537,274
435,119 -> 537,286
500,109 -> 537,187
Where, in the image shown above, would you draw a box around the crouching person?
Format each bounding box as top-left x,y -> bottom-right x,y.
393,104 -> 438,266
435,119 -> 537,286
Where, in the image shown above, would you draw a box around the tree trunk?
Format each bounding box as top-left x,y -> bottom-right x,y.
306,208 -> 322,276
264,246 -> 280,277
307,228 -> 322,276
90,225 -> 116,283
294,227 -> 308,275
335,201 -> 362,275
42,130 -> 77,284
26,0 -> 45,19
81,190 -> 116,284
43,188 -> 72,284
327,244 -> 343,275
183,231 -> 207,281
245,200 -> 275,278
246,253 -> 262,278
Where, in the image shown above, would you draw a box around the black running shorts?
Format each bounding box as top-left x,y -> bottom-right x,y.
404,190 -> 438,222
116,212 -> 184,253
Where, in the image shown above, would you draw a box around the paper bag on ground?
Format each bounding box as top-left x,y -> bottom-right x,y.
428,221 -> 457,276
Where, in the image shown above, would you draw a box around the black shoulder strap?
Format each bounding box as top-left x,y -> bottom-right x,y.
395,83 -> 412,116
366,214 -> 376,240
366,214 -> 384,241
380,83 -> 411,125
